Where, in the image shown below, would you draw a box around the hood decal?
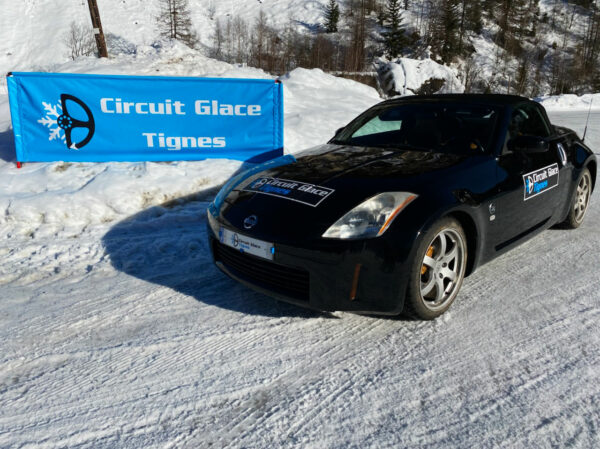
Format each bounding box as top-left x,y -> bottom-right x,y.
243,177 -> 334,207
210,154 -> 297,216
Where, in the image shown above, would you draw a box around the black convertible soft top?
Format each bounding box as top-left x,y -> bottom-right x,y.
384,93 -> 531,107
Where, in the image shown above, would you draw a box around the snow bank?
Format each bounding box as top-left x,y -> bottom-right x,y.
380,57 -> 464,96
0,49 -> 381,240
20,40 -> 272,80
536,93 -> 600,111
280,68 -> 381,152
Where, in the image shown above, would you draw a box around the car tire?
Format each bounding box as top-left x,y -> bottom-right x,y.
563,168 -> 592,229
404,217 -> 468,320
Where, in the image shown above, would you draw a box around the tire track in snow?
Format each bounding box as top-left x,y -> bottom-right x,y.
2,172 -> 600,447
205,317 -> 386,448
216,317 -> 432,449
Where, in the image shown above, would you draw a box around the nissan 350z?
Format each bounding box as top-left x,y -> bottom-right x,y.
207,94 -> 596,319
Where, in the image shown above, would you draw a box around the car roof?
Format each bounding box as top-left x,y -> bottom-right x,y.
382,94 -> 532,108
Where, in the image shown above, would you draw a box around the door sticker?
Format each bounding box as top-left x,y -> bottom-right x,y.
523,163 -> 559,201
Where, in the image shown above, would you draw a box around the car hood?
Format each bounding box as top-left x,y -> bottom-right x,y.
259,144 -> 467,182
220,144 -> 472,242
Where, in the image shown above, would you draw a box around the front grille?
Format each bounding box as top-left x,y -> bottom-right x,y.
213,240 -> 310,301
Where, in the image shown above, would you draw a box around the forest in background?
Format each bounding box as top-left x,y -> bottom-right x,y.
67,0 -> 600,96
202,0 -> 600,96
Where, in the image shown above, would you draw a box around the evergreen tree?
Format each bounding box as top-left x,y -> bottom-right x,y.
466,1 -> 483,35
495,0 -> 539,56
433,0 -> 460,62
156,0 -> 198,48
324,0 -> 341,33
383,0 -> 408,59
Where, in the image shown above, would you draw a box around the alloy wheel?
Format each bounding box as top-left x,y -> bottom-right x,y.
574,171 -> 592,224
420,228 -> 466,311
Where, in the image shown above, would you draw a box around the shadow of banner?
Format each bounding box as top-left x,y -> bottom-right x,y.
0,129 -> 16,162
101,187 -> 327,319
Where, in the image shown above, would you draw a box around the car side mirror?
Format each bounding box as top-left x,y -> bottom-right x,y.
335,127 -> 344,136
508,135 -> 549,154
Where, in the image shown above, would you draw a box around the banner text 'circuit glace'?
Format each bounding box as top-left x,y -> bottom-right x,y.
7,72 -> 283,162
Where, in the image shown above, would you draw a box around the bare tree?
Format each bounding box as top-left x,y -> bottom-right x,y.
582,5 -> 600,73
233,16 -> 250,64
252,10 -> 269,69
211,19 -> 224,60
207,1 -> 216,20
64,21 -> 96,60
156,0 -> 198,48
462,56 -> 482,92
346,0 -> 368,71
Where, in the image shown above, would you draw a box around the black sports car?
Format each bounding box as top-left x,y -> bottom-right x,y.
207,94 -> 596,319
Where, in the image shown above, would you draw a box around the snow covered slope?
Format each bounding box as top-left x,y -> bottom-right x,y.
380,57 -> 465,96
0,0 -> 330,76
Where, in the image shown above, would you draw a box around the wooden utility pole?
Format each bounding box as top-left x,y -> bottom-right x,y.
87,0 -> 108,57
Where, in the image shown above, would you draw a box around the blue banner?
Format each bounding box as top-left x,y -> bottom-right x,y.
7,72 -> 283,162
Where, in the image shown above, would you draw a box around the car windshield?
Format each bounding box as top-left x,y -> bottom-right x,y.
332,102 -> 502,154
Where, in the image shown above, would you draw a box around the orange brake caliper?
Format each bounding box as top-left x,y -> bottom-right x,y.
421,245 -> 434,275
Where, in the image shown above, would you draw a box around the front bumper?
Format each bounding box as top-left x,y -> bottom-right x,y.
207,219 -> 416,315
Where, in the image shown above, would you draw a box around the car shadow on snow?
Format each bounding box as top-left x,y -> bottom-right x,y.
102,185 -> 335,319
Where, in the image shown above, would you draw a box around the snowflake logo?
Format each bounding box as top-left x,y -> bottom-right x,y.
37,100 -> 67,145
36,95 -> 95,150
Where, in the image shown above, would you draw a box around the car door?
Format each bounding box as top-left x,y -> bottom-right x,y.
541,107 -> 574,216
492,102 -> 564,251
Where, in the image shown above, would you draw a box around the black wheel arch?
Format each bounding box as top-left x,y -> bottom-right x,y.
585,158 -> 596,191
446,210 -> 479,277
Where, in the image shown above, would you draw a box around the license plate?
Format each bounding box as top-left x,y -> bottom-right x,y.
219,227 -> 274,261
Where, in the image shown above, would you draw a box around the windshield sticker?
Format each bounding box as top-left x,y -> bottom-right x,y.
243,177 -> 334,207
523,163 -> 559,201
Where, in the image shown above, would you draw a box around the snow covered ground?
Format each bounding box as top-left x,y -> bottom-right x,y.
1,42 -> 600,449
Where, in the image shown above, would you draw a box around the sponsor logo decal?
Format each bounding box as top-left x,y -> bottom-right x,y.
219,227 -> 274,260
38,94 -> 95,150
243,177 -> 334,207
243,215 -> 258,230
523,163 -> 559,201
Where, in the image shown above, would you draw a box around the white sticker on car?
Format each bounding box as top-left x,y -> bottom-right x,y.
523,163 -> 559,201
243,177 -> 334,207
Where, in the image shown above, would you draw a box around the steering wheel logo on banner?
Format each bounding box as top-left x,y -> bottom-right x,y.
37,94 -> 95,150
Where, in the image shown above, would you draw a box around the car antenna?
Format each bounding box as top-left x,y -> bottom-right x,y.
582,96 -> 593,142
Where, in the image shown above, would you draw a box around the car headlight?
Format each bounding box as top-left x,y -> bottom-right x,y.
322,192 -> 417,239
